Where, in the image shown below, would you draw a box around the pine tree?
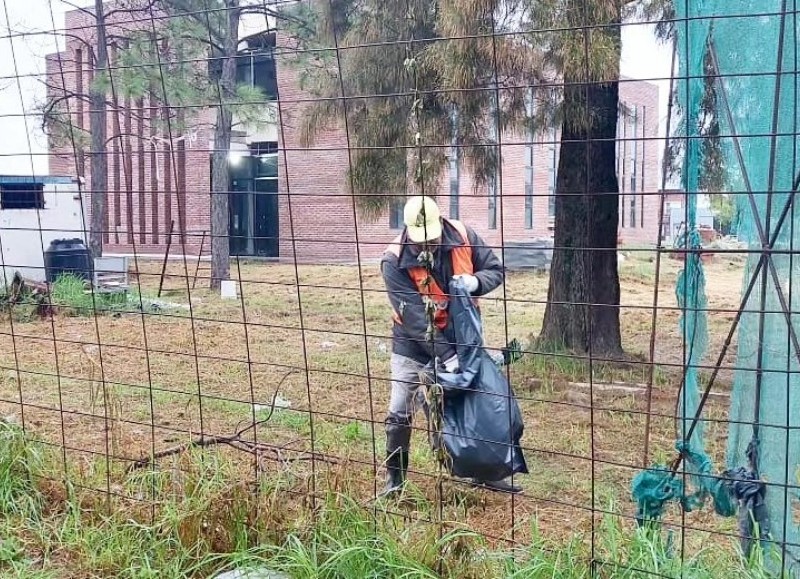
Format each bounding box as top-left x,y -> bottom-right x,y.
159,0 -> 279,289
285,0 -> 539,217
42,0 -> 274,287
291,0 -> 631,355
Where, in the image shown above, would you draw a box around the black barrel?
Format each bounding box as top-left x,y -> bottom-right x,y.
43,238 -> 93,283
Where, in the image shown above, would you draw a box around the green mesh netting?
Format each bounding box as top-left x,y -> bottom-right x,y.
632,0 -> 719,524
633,0 -> 800,572
718,0 -> 800,569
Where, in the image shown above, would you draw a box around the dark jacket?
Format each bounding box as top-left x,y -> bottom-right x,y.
380,219 -> 504,364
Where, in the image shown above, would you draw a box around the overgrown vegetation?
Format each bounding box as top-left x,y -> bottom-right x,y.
0,421 -> 777,578
0,274 -> 163,322
48,275 -> 128,317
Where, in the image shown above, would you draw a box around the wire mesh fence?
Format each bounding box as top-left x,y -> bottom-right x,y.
0,0 -> 798,577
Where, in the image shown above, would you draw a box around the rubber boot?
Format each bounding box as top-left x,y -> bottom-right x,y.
380,416 -> 412,498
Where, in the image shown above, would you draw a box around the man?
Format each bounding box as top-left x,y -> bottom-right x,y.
380,195 -> 522,496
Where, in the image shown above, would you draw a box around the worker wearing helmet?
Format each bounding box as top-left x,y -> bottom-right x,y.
380,195 -> 522,496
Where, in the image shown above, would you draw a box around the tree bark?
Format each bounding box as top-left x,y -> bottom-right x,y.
88,0 -> 108,257
209,1 -> 239,290
539,40 -> 623,357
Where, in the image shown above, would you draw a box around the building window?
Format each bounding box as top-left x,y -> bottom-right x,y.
255,152 -> 278,178
488,86 -> 499,230
488,174 -> 497,230
620,105 -> 627,228
547,127 -> 557,219
524,150 -> 534,229
640,106 -> 647,229
524,87 -> 535,229
236,48 -> 277,100
250,141 -> 278,155
616,104 -> 624,181
0,183 -> 45,210
630,106 -> 638,228
449,107 -> 459,219
389,198 -> 404,229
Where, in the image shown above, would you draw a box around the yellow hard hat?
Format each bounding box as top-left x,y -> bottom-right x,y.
403,196 -> 442,243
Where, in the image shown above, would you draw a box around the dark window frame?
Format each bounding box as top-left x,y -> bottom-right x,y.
389,198 -> 404,230
449,107 -> 460,219
630,106 -> 638,228
0,183 -> 45,210
547,127 -> 557,219
235,48 -> 278,100
640,106 -> 647,229
488,174 -> 498,230
524,87 -> 535,229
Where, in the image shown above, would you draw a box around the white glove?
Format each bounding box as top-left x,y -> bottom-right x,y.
442,354 -> 459,373
453,274 -> 479,294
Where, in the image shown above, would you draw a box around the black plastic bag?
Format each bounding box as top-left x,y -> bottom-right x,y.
427,280 -> 528,482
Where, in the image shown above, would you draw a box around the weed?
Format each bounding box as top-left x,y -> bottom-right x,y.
46,274 -> 159,319
50,274 -> 110,316
0,430 -> 778,578
341,420 -> 368,443
263,408 -> 311,435
0,421 -> 43,518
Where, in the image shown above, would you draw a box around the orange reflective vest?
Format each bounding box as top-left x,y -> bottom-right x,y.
385,219 -> 475,330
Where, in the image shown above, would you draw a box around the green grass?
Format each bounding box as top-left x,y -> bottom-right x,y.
0,421 -> 782,578
518,348 -> 670,390
261,407 -> 312,435
0,420 -> 43,518
0,274 -> 169,322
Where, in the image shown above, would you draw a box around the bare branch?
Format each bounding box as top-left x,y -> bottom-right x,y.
123,371 -> 342,472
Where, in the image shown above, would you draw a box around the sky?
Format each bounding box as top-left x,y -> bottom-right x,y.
0,1 -> 674,176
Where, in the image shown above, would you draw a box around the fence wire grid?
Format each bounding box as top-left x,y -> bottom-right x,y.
0,0 -> 798,577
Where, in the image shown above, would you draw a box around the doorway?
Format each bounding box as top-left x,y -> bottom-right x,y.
228,150 -> 279,258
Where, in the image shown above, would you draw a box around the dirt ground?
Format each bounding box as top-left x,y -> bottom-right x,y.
0,249 -> 749,548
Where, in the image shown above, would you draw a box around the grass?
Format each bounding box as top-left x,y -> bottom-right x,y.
0,256 -> 751,561
0,274 -> 174,322
0,422 -> 780,578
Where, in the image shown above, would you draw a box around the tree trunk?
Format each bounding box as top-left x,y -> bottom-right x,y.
89,0 -> 108,257
539,69 -> 623,357
209,2 -> 239,290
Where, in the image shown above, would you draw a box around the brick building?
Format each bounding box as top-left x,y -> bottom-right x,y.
47,4 -> 661,263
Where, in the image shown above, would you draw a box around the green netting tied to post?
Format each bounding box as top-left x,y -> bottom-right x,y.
633,0 -> 800,573
632,0 -> 725,526
632,442 -> 736,524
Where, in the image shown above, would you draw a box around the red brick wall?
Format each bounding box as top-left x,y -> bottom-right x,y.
48,4 -> 662,262
47,3 -> 211,256
275,28 -> 663,261
616,78 -> 662,246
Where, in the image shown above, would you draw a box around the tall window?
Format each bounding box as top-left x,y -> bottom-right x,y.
616,104 -> 624,181
630,106 -> 638,228
488,85 -> 499,230
389,198 -> 404,229
449,107 -> 460,219
547,127 -> 557,219
524,88 -> 535,229
524,148 -> 534,229
620,106 -> 627,228
640,106 -> 647,229
488,175 -> 498,230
